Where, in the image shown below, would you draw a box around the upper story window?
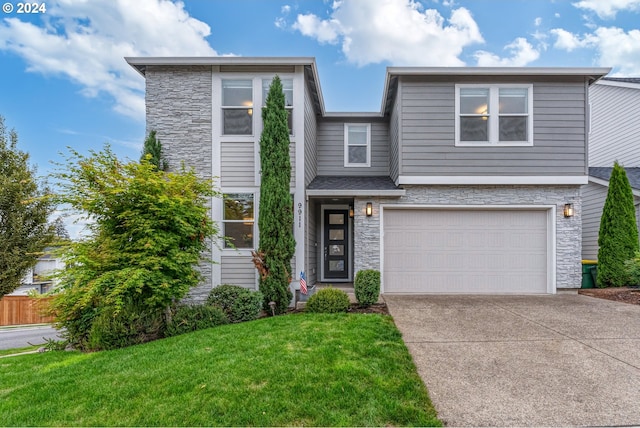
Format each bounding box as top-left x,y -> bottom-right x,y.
262,78 -> 294,135
344,123 -> 371,167
222,80 -> 253,135
456,84 -> 533,146
223,193 -> 254,249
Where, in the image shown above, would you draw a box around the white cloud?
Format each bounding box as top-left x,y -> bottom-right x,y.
474,37 -> 540,67
0,0 -> 218,121
534,17 -> 542,26
572,0 -> 640,19
550,28 -> 595,51
551,26 -> 640,75
291,0 -> 483,66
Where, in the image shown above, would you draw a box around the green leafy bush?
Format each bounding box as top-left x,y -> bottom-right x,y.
165,304 -> 229,337
87,306 -> 165,351
624,252 -> 640,286
306,287 -> 350,313
354,269 -> 381,308
49,146 -> 220,350
207,284 -> 263,323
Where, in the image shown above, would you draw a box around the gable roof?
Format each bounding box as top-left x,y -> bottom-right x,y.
589,167 -> 640,193
596,77 -> 640,90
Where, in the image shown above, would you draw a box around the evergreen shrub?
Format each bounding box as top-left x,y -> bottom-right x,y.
165,304 -> 229,337
207,284 -> 263,323
354,269 -> 380,307
306,287 -> 350,313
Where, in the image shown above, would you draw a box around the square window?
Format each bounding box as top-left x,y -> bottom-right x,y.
329,229 -> 344,241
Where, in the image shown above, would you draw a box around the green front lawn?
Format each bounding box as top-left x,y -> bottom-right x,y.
0,313 -> 441,427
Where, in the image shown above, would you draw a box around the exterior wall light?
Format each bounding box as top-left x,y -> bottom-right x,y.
366,202 -> 373,217
564,203 -> 574,218
349,206 -> 354,218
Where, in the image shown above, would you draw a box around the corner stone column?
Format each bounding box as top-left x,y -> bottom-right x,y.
353,198 -> 382,275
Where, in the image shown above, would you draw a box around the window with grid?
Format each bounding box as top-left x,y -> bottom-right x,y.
344,123 -> 371,167
262,78 -> 293,135
456,85 -> 532,146
222,80 -> 253,135
223,193 -> 254,249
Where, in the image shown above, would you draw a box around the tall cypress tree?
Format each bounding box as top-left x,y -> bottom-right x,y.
140,130 -> 168,171
255,76 -> 295,314
597,161 -> 639,287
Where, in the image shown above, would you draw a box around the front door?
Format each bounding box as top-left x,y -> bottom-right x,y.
323,209 -> 349,280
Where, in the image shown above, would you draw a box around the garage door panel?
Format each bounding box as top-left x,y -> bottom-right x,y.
383,209 -> 548,294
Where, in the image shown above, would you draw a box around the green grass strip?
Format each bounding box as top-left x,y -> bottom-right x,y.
0,313 -> 441,426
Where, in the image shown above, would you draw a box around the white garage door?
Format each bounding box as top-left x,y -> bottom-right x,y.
383,209 -> 549,293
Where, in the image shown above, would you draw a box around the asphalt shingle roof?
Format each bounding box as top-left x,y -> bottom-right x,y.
602,77 -> 640,84
589,167 -> 640,190
307,175 -> 400,191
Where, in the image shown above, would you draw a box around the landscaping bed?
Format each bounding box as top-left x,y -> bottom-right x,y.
579,287 -> 640,305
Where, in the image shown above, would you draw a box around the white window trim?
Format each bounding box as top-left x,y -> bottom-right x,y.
261,77 -> 294,137
221,190 -> 257,253
221,78 -> 254,137
344,123 -> 371,167
455,84 -> 533,147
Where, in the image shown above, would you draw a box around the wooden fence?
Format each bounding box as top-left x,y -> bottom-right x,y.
0,296 -> 54,326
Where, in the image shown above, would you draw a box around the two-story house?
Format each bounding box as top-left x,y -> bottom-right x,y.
582,77 -> 640,260
126,57 -> 608,300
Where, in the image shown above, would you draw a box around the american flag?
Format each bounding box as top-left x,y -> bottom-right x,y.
300,271 -> 307,295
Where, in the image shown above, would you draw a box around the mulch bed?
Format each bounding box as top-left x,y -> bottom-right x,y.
578,287 -> 640,305
286,302 -> 390,315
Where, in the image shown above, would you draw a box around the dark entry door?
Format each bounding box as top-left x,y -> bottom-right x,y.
324,209 -> 349,280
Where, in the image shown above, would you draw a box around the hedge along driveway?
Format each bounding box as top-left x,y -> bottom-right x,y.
0,313 -> 441,427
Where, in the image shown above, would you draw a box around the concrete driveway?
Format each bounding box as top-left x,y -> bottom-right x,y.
384,293 -> 640,427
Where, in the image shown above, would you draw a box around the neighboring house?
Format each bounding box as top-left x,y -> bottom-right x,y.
582,78 -> 640,260
10,249 -> 64,295
127,57 -> 608,298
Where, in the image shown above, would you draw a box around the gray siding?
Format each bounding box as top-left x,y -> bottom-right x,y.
589,83 -> 640,168
316,118 -> 390,176
581,182 -> 608,260
399,76 -> 588,176
306,199 -> 319,285
221,255 -> 257,289
304,82 -> 318,186
389,87 -> 400,182
582,181 -> 640,260
221,142 -> 254,187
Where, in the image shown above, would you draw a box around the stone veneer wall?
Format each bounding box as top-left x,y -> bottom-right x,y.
353,185 -> 582,290
145,65 -> 214,302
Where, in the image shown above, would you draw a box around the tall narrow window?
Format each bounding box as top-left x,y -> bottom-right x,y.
344,123 -> 371,167
263,78 -> 293,134
456,85 -> 533,146
222,80 -> 253,135
223,193 -> 254,249
459,88 -> 489,142
499,88 -> 528,142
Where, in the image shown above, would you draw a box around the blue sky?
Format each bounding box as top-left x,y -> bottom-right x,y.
1,0 -> 640,235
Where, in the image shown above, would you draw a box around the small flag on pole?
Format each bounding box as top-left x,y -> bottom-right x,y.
300,271 -> 307,295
